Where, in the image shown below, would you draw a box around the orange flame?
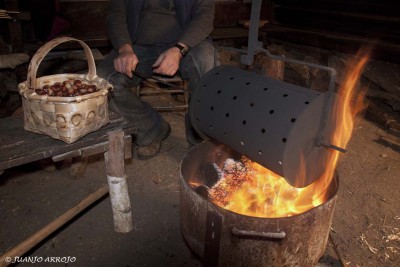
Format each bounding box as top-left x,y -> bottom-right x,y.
209,49 -> 370,218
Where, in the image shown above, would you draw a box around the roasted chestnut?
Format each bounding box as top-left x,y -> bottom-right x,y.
35,89 -> 43,95
74,79 -> 82,86
38,79 -> 99,97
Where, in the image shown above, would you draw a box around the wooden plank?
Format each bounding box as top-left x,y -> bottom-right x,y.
273,7 -> 400,42
60,1 -> 108,38
0,111 -> 136,171
270,0 -> 400,65
275,6 -> 400,23
365,102 -> 400,137
363,60 -> 400,97
211,27 -> 250,40
214,1 -> 272,28
262,25 -> 400,64
24,37 -> 111,53
52,135 -> 132,162
274,0 -> 400,17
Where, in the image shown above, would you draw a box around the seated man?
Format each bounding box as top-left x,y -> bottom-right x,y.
98,0 -> 219,159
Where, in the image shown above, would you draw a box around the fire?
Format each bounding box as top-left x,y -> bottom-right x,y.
208,50 -> 370,218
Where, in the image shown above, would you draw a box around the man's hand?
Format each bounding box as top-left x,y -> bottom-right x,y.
114,44 -> 138,78
152,46 -> 183,76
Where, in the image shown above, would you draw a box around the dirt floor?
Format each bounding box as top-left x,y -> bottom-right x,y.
0,44 -> 399,267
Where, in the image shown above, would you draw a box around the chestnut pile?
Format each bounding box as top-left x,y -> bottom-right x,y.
35,79 -> 98,97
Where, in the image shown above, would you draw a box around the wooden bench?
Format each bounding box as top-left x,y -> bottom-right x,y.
0,109 -> 137,263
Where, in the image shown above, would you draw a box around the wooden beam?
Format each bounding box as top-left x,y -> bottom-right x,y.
274,6 -> 400,23
262,25 -> 400,63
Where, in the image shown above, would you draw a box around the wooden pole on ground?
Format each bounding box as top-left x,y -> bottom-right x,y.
0,185 -> 109,267
104,130 -> 133,233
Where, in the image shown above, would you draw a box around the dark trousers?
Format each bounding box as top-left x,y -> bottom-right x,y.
97,41 -> 218,146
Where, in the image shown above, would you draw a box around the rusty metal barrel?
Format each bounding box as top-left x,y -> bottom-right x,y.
180,141 -> 339,267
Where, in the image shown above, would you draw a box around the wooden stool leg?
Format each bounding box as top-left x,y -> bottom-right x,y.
104,130 -> 133,233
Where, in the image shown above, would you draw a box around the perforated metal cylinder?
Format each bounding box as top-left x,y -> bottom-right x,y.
190,65 -> 335,187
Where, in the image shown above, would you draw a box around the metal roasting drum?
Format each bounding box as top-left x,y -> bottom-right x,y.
190,65 -> 344,188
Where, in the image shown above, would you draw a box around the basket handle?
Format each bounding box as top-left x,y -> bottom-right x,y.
27,37 -> 97,89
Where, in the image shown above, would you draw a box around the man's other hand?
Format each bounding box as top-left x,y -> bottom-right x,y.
114,44 -> 138,78
152,47 -> 182,76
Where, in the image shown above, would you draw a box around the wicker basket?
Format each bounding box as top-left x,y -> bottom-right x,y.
18,37 -> 112,144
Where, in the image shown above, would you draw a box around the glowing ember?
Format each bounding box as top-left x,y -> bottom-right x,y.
206,49 -> 370,218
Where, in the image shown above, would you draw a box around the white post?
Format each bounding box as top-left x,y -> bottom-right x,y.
105,130 -> 133,233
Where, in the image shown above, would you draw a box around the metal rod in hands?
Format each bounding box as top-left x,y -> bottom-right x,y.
132,71 -> 190,93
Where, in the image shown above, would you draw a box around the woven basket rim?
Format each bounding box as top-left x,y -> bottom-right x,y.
19,73 -> 112,103
19,37 -> 112,104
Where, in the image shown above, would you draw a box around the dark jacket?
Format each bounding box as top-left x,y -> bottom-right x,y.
107,0 -> 215,50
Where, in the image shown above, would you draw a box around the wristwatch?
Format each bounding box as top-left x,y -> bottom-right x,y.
174,43 -> 189,57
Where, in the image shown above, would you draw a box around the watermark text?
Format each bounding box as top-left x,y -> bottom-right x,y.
4,256 -> 76,264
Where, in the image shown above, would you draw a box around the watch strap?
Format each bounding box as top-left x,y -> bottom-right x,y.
175,43 -> 188,57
